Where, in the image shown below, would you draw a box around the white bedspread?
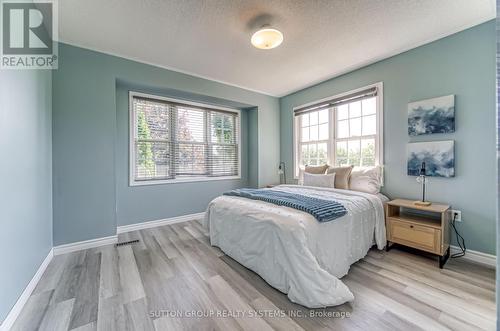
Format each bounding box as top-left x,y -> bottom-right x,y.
204,185 -> 386,308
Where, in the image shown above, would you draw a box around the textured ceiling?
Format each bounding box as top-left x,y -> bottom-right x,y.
58,0 -> 495,97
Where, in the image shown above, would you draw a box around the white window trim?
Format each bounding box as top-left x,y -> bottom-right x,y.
129,91 -> 242,186
293,82 -> 384,179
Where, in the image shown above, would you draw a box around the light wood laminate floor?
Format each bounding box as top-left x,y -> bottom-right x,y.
11,219 -> 496,331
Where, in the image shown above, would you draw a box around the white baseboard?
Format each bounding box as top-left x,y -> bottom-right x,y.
53,235 -> 118,256
0,249 -> 54,331
450,245 -> 496,268
117,212 -> 205,234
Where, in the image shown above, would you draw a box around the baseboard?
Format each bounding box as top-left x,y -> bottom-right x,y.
450,245 -> 496,268
53,235 -> 118,256
0,249 -> 54,331
117,212 -> 205,234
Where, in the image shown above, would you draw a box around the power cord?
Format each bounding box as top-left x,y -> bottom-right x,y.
450,212 -> 466,258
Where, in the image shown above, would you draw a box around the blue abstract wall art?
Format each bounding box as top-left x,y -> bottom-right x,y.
407,140 -> 455,177
408,95 -> 455,136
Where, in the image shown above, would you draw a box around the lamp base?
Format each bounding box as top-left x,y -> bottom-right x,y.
414,200 -> 432,207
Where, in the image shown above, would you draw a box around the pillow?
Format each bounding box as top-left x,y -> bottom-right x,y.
303,172 -> 336,188
298,164 -> 328,185
349,166 -> 383,194
305,164 -> 328,174
326,165 -> 353,189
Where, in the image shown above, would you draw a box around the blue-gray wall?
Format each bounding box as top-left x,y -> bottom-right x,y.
0,70 -> 53,321
53,43 -> 279,244
280,21 -> 496,254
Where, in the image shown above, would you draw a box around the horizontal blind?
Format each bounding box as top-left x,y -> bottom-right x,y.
134,97 -> 173,181
294,86 -> 377,116
132,96 -> 239,181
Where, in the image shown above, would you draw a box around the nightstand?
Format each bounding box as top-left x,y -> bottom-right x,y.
385,199 -> 451,268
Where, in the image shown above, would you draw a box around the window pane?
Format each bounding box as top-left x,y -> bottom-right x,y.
212,128 -> 222,143
301,127 -> 310,142
177,143 -> 207,175
348,140 -> 361,166
336,141 -> 347,159
349,101 -> 361,118
349,117 -> 361,137
310,111 -> 318,125
300,144 -> 308,166
134,99 -> 170,140
309,144 -> 318,160
362,114 -> 376,135
177,107 -> 204,142
362,97 -> 376,115
337,105 -> 348,120
336,141 -> 347,166
222,129 -> 233,144
301,113 -> 309,127
318,123 -> 328,140
337,120 -> 349,138
319,109 -> 329,124
336,158 -> 348,167
210,113 -> 234,144
223,116 -> 232,130
135,141 -> 171,180
361,138 -> 375,166
211,145 -> 237,176
310,125 -> 319,141
318,143 -> 327,164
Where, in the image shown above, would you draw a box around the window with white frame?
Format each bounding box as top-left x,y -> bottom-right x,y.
294,83 -> 383,177
130,92 -> 240,185
298,109 -> 330,167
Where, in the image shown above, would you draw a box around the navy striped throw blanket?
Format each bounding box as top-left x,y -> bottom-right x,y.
223,188 -> 347,222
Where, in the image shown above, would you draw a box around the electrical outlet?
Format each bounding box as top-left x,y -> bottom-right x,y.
450,210 -> 462,222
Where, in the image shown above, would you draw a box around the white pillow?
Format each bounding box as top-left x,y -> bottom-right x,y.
349,166 -> 383,194
303,172 -> 336,188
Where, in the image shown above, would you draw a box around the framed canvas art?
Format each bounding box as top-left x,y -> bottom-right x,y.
407,140 -> 455,177
408,95 -> 455,136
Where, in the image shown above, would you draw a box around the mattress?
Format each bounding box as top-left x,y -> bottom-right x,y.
204,184 -> 386,308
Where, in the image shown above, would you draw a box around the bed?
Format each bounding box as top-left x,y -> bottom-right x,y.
203,184 -> 387,308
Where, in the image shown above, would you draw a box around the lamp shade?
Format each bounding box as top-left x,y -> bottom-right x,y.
251,28 -> 283,49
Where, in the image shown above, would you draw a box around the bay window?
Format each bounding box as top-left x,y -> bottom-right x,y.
130,92 -> 240,185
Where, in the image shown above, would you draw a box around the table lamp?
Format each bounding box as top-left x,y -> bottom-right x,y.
415,161 -> 431,206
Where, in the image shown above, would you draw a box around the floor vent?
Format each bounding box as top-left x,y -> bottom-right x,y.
116,239 -> 139,247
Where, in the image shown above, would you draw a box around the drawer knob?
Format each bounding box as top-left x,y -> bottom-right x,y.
410,225 -> 414,228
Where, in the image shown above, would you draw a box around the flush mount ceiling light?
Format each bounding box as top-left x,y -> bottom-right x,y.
251,27 -> 283,50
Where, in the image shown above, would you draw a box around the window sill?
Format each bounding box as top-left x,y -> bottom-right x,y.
129,175 -> 242,187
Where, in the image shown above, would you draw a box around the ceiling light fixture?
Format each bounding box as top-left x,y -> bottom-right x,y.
251,27 -> 283,50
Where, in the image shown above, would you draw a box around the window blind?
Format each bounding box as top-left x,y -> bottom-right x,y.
132,95 -> 239,182
294,86 -> 378,116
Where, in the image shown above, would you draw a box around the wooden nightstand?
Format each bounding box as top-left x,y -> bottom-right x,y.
385,199 -> 451,268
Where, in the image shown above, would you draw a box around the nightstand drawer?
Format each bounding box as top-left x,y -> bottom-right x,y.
387,218 -> 441,254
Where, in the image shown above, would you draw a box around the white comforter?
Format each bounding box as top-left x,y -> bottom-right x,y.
204,185 -> 386,308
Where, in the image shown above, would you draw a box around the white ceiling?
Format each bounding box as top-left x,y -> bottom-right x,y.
58,0 -> 495,97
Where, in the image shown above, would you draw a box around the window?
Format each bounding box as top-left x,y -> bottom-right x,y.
294,83 -> 383,177
299,109 -> 330,167
130,92 -> 240,185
